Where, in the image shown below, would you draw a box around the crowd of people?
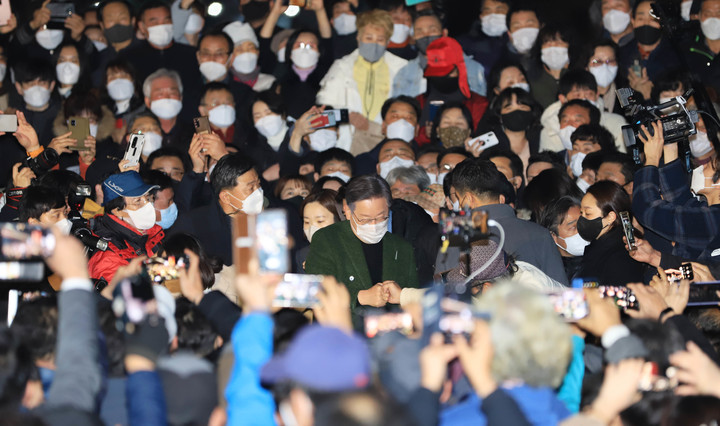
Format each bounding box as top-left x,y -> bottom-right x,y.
0,0 -> 720,424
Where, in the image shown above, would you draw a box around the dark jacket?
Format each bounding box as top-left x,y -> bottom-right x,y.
575,226 -> 645,286
390,199 -> 438,286
458,23 -> 508,79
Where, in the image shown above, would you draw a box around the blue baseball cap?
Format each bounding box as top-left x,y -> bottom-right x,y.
102,171 -> 159,204
260,325 -> 371,392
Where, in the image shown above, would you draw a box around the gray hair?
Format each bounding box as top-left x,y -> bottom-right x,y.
385,166 -> 430,189
142,68 -> 184,98
344,175 -> 392,211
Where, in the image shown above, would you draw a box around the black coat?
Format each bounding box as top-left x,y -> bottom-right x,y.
575,226 -> 645,286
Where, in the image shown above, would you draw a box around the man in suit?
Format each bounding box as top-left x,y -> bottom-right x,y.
305,175 -> 418,326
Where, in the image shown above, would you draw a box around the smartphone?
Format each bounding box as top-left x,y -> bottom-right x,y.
665,263 -> 693,283
0,261 -> 45,281
143,255 -> 189,284
631,59 -> 643,78
282,0 -> 307,6
687,281 -> 720,306
620,211 -> 636,251
0,114 -> 17,132
0,0 -> 11,26
0,223 -> 55,259
638,361 -> 678,392
67,116 -> 90,151
272,273 -> 322,308
597,285 -> 638,309
232,212 -> 254,275
365,312 -> 413,338
193,116 -> 211,134
256,209 -> 290,274
547,289 -> 589,321
428,100 -> 444,123
468,131 -> 500,151
117,274 -> 155,323
47,2 -> 74,22
123,133 -> 145,167
310,112 -> 336,129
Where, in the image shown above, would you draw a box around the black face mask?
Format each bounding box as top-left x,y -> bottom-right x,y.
427,76 -> 459,94
104,23 -> 133,44
576,216 -> 605,241
415,35 -> 440,54
285,195 -> 304,210
501,110 -> 534,132
634,25 -> 662,45
243,0 -> 270,22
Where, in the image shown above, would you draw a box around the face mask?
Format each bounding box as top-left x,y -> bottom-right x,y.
104,23 -> 134,44
241,188 -> 264,215
690,131 -> 714,157
634,25 -> 662,45
569,151 -> 586,177
589,64 -> 618,87
556,232 -> 590,256
207,105 -> 235,128
126,202 -> 157,230
277,46 -> 286,63
56,62 -> 80,85
142,131 -> 163,156
438,126 -> 471,147
156,202 -> 178,229
150,98 -> 183,120
327,170 -> 350,183
511,27 -> 539,54
309,128 -> 337,151
576,176 -> 591,192
200,61 -> 228,81
54,218 -> 72,236
541,46 -> 569,70
576,215 -> 605,241
451,199 -> 460,211
603,9 -> 631,35
428,76 -> 459,94
386,119 -> 415,142
501,110 -> 534,132
232,52 -> 258,74
559,125 -> 577,150
415,35 -> 441,54
89,123 -> 98,138
379,155 -> 414,179
36,29 -> 64,50
92,40 -> 108,51
304,224 -> 319,242
358,42 -> 385,63
511,82 -> 530,92
107,78 -> 134,101
291,48 -> 319,68
352,214 -> 388,244
23,85 -> 51,108
255,114 -> 284,138
481,13 -> 507,37
426,172 -> 438,185
701,17 -> 720,41
185,14 -> 204,34
681,0 -> 693,21
390,23 -> 411,44
334,13 -> 357,36
147,24 -> 174,48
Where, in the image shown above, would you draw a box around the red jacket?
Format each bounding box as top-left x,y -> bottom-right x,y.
414,93 -> 489,146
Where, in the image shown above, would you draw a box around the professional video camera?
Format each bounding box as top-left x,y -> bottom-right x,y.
67,209 -> 107,254
616,87 -> 698,164
25,148 -> 59,177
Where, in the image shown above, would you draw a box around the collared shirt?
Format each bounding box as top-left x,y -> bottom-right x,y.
353,55 -> 390,120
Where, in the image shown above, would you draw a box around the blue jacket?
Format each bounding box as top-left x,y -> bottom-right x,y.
556,335 -> 585,413
127,371 -> 166,426
392,54 -> 487,97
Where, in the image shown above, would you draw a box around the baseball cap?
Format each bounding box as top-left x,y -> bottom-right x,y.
260,325 -> 371,392
102,171 -> 159,204
223,21 -> 259,47
424,37 -> 470,98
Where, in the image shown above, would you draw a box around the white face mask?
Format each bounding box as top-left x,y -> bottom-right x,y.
352,214 -> 388,244
199,61 -> 228,81
309,129 -> 337,152
255,114 -> 284,138
23,85 -> 51,108
681,0 -> 693,21
511,27 -> 539,54
208,105 -> 236,128
291,48 -> 319,69
390,23 -> 411,44
451,199 -> 460,211
690,131 -> 714,157
92,40 -> 108,51
89,123 -> 98,138
107,78 -> 134,101
229,187 -> 264,215
185,14 -> 204,34
426,172 -> 438,185
333,13 -> 357,36
150,98 -> 183,120
603,9 -> 631,35
481,13 -> 507,37
304,224 -> 319,242
691,165 -> 720,195
541,46 -> 569,70
56,62 -> 80,85
126,202 -> 157,230
35,29 -> 64,50
511,82 -> 530,92
142,131 -> 163,156
701,17 -> 720,41
232,52 -> 258,74
147,24 -> 174,48
54,218 -> 73,236
589,64 -> 618,87
569,151 -> 586,177
556,232 -> 590,256
277,46 -> 286,63
559,125 -> 577,150
379,155 -> 414,179
437,171 -> 448,185
326,170 -> 350,183
386,119 -> 415,142
576,176 -> 591,193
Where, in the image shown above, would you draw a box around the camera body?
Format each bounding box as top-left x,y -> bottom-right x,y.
25,148 -> 59,177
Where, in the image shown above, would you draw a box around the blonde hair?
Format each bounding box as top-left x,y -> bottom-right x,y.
356,9 -> 394,40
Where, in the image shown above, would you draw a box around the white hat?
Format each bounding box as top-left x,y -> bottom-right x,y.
223,21 -> 259,47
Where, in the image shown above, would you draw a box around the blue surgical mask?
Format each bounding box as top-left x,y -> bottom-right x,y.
156,202 -> 178,229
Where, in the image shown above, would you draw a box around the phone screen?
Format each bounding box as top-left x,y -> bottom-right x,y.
547,289 -> 589,321
256,209 -> 289,274
687,282 -> 720,306
0,223 -> 55,260
272,273 -> 322,308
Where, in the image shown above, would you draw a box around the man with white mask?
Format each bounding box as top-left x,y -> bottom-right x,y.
498,3 -> 541,74
684,0 -> 720,96
376,139 -> 416,180
380,0 -> 416,60
223,22 -> 276,92
22,0 -> 86,55
539,196 -> 590,283
143,68 -> 194,152
458,0 -> 511,76
330,0 -> 359,58
600,0 -> 635,48
197,83 -> 239,145
19,186 -> 73,236
13,59 -> 61,147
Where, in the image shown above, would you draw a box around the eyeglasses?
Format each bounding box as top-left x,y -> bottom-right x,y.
351,210 -> 389,225
590,58 -> 617,67
125,194 -> 154,209
294,42 -> 317,50
198,50 -> 230,60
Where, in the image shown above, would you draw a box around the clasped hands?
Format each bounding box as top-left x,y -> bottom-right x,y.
358,280 -> 402,307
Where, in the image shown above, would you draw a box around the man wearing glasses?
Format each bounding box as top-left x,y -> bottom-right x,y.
305,174 -> 418,329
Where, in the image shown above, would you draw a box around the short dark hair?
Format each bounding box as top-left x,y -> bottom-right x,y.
142,169 -> 174,193
451,158 -> 509,201
145,146 -> 190,176
126,110 -> 160,135
105,195 -> 127,212
311,176 -> 347,194
600,151 -> 637,184
104,57 -> 137,87
174,298 -> 218,357
138,0 -> 170,21
437,146 -> 471,170
570,124 -> 617,152
163,233 -> 221,289
63,90 -> 103,122
14,59 -> 54,84
558,99 -> 601,126
506,1 -> 540,30
10,297 -> 58,362
487,61 -> 530,101
301,189 -> 342,223
528,151 -> 565,173
315,148 -> 354,175
582,150 -> 605,172
344,175 -> 392,210
37,170 -> 87,200
488,87 -> 542,129
531,23 -> 574,68
585,180 -> 632,229
538,195 -> 581,235
479,147 -> 524,179
98,0 -> 134,21
200,81 -> 233,105
650,69 -> 691,103
558,69 -> 598,96
18,185 -> 66,222
524,170 -> 583,220
253,90 -> 286,120
197,30 -> 233,54
380,96 -> 421,121
211,153 -> 255,195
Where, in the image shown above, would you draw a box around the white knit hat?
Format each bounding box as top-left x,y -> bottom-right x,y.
223,21 -> 259,47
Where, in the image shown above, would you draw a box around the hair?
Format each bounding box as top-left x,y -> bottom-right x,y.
585,180 -> 632,229
538,195 -> 582,235
174,298 -> 219,358
0,327 -> 36,410
253,89 -> 286,120
126,110 -> 160,134
479,147 -> 524,179
63,89 -> 103,122
571,124 -> 617,152
197,30 -> 233,54
105,195 -> 127,212
200,81 -> 233,105
301,189 -> 342,222
451,158 -> 509,202
145,146 -> 190,177
377,139 -> 416,161
315,148 -> 354,176
486,87 -> 542,130
531,23 -> 574,66
558,69 -> 598,96
650,69 -> 691,103
430,102 -> 474,145
527,151 -> 566,173
142,68 -> 183,98
524,169 -> 584,219
344,175 -> 392,210
506,1 -> 540,30
582,150 -> 605,172
380,96 -> 421,122
163,233 -> 221,289
413,8 -> 443,29
138,0 -> 170,21
600,151 -> 637,183
104,56 -> 137,88
631,0 -> 652,18
10,297 -> 58,363
98,0 -> 134,20
274,174 -> 313,199
437,146 -> 471,170
580,39 -> 620,75
385,165 -> 431,189
211,153 -> 255,195
18,185 -> 66,222
14,59 -> 55,84
356,9 -> 394,40
314,390 -> 412,426
142,169 -> 174,193
312,176 -> 347,193
475,284 -> 572,387
487,61 -> 530,101
36,170 -> 87,199
52,42 -> 90,91
687,308 -> 720,355
558,99 -> 601,126
282,29 -> 324,64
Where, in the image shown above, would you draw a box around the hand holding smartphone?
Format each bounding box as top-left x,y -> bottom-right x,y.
123,133 -> 145,167
67,116 -> 90,151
